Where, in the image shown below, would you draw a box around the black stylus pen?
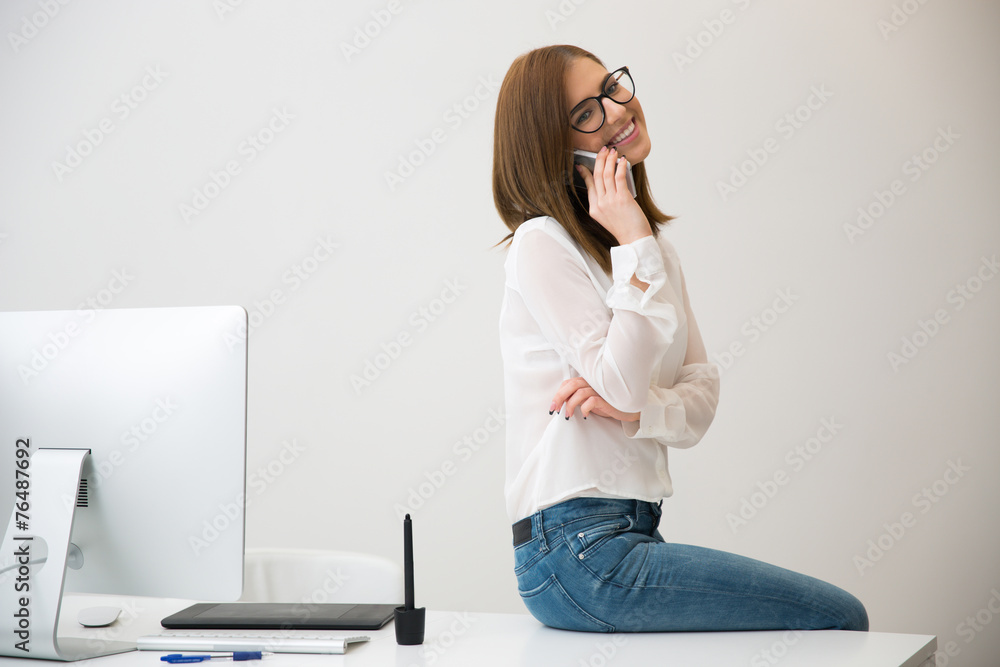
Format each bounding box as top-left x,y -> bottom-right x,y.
394,513 -> 424,644
404,513 -> 414,610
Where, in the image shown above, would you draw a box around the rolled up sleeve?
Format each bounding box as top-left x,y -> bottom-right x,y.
622,362 -> 721,448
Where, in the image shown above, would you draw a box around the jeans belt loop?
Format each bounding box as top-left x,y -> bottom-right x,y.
534,511 -> 547,553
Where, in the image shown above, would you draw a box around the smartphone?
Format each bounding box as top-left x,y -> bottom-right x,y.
572,149 -> 637,198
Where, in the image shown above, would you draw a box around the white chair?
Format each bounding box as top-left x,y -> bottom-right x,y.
240,548 -> 403,605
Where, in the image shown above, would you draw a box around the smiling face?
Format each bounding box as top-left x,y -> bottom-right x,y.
565,57 -> 651,163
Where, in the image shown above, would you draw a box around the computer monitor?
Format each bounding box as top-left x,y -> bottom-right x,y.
0,306 -> 248,661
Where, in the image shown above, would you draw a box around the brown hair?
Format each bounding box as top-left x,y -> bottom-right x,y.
492,45 -> 674,274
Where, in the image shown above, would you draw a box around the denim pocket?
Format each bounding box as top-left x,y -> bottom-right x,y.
519,574 -> 615,632
573,515 -> 635,560
513,539 -> 544,575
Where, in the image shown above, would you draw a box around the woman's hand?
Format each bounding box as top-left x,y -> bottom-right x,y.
550,376 -> 640,422
575,146 -> 652,246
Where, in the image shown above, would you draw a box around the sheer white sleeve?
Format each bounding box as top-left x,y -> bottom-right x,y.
622,262 -> 721,447
514,228 -> 680,413
623,363 -> 720,448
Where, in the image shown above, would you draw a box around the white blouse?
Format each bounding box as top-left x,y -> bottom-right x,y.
499,216 -> 721,522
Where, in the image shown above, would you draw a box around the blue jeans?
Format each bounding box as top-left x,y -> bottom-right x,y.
513,497 -> 869,632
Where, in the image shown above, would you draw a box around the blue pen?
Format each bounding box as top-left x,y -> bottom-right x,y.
161,653 -> 272,663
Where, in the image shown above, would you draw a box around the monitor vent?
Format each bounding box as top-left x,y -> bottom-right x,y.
77,478 -> 89,508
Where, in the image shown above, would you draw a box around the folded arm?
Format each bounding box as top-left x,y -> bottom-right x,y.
623,263 -> 720,448
516,227 -> 679,413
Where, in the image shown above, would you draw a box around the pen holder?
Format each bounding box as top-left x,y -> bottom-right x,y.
394,606 -> 425,645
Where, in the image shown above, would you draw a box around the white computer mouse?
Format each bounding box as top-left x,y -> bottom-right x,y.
78,606 -> 122,628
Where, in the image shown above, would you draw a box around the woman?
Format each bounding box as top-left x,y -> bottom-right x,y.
493,45 -> 868,633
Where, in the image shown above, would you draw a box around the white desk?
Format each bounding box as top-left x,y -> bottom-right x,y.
4,595 -> 937,667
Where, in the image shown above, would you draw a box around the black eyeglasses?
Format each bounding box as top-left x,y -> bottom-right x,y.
569,66 -> 635,134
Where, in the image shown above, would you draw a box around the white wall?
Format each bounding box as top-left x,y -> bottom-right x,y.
2,1 -> 998,664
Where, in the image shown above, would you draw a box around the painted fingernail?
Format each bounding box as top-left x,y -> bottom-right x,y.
565,415 -> 570,420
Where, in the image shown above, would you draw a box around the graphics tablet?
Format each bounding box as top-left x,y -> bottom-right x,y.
161,603 -> 396,630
